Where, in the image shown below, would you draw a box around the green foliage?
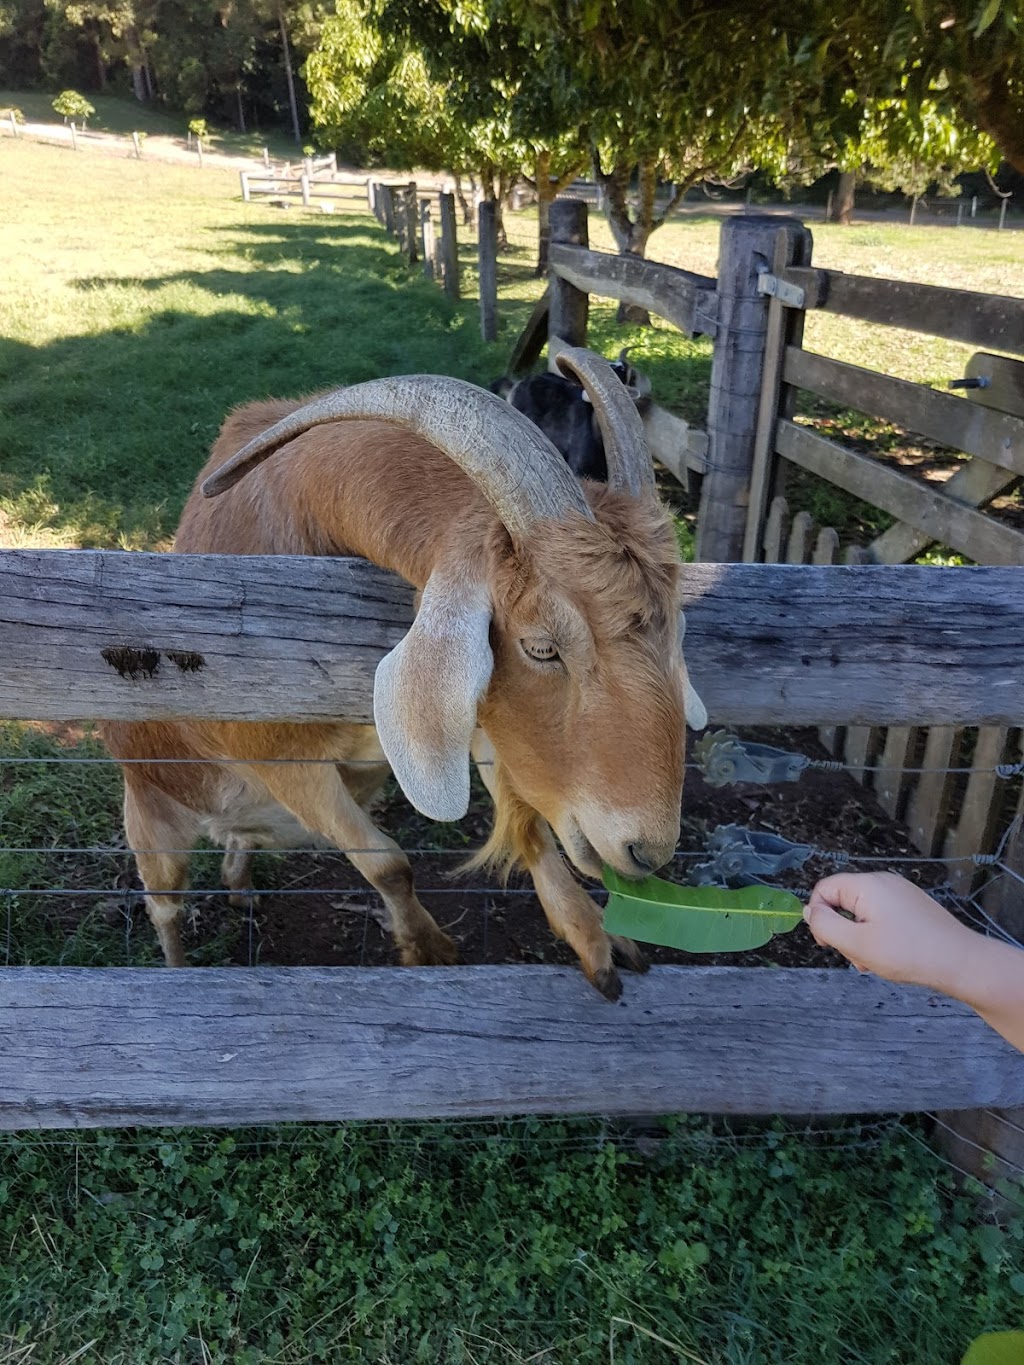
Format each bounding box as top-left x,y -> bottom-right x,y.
602,871 -> 803,952
0,1116 -> 1022,1362
187,114 -> 208,140
51,87 -> 94,123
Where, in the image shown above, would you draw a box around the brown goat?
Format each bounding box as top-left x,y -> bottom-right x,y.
103,349 -> 705,999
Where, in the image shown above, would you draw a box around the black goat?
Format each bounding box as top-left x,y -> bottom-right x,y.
490,350 -> 650,481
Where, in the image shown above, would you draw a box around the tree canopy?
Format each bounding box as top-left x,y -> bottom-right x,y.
1,0 -> 1019,218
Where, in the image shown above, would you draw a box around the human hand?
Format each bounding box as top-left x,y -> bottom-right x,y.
803,871 -> 979,996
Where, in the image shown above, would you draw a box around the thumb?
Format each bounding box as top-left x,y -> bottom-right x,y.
804,899 -> 862,958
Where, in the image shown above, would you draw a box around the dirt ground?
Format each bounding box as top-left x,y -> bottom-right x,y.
101,724 -> 941,977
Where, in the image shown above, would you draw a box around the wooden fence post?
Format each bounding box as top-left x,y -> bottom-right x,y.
9,110 -> 19,137
479,199 -> 498,341
403,183 -> 418,265
697,215 -> 806,563
739,219 -> 814,562
381,185 -> 396,235
438,192 -> 460,300
131,131 -> 141,159
420,198 -> 435,281
300,173 -> 311,208
262,146 -> 270,169
240,171 -> 251,202
367,179 -> 376,215
548,198 -> 589,349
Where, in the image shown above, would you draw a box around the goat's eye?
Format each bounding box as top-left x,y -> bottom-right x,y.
521,639 -> 560,664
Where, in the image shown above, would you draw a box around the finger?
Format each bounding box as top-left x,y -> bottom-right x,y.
804,900 -> 864,958
807,873 -> 869,919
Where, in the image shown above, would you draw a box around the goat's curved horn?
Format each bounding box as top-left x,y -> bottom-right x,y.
201,375 -> 594,538
551,344 -> 655,497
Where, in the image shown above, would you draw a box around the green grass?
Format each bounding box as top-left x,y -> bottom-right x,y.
1,1116 -> 1022,1363
2,133 -> 1024,1365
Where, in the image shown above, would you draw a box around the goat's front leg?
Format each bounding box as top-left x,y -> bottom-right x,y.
249,761 -> 456,966
471,734 -> 646,1000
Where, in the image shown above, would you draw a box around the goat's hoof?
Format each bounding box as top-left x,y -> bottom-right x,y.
611,935 -> 649,974
590,964 -> 623,1002
401,930 -> 458,967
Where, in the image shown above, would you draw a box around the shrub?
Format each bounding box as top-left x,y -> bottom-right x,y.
52,90 -> 95,126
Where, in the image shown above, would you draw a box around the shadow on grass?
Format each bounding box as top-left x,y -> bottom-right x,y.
0,217 -> 521,548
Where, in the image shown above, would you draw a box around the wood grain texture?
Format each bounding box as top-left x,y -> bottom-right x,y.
548,202 -> 590,349
549,242 -> 715,337
783,348 -> 1024,478
478,199 -> 498,342
784,268 -> 1024,355
2,965 -> 1022,1130
438,192 -> 459,300
698,218 -> 803,563
742,224 -> 814,561
776,419 -> 1024,565
1,552 -> 1022,726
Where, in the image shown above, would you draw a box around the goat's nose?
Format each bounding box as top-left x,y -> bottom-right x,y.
626,841 -> 674,877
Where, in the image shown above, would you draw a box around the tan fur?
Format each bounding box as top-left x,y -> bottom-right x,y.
103,389 -> 689,998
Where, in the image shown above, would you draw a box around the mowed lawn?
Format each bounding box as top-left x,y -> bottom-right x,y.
1,131 -> 1023,1364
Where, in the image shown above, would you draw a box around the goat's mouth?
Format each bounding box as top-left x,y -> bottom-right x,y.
559,813 -> 680,882
558,818 -> 605,880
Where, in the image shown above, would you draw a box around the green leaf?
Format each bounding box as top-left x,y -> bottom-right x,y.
973,0 -> 1002,35
961,1332 -> 1024,1365
602,869 -> 803,953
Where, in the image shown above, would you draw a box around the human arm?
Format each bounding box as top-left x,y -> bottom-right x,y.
804,871 -> 1024,1054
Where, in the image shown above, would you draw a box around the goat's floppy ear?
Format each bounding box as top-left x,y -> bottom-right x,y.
374,571 -> 493,821
678,612 -> 708,732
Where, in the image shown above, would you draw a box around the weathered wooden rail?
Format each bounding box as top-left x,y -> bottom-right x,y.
4,965 -> 1023,1130
1,549 -> 1023,1130
1,552 -> 1022,726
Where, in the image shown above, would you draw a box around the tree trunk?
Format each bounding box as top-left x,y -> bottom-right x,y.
278,2 -> 302,146
93,30 -> 106,90
600,156 -> 656,324
235,84 -> 246,133
477,167 -> 507,252
830,171 -> 856,224
453,175 -> 473,226
967,69 -> 1024,175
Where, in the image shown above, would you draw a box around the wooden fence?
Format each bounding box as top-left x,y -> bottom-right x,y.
368,179 -> 461,302
503,202 -> 1024,886
739,232 -> 1024,900
497,203 -> 1024,1178
239,155 -> 372,213
2,550 -> 1023,1129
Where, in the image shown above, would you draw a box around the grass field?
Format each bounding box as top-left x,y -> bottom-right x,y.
1,126 -> 1024,1363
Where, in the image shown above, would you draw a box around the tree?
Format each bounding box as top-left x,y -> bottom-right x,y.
52,88 -> 95,123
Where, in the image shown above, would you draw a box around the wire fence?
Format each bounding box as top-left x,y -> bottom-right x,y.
1,726 -> 1020,972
